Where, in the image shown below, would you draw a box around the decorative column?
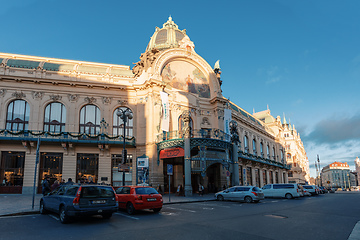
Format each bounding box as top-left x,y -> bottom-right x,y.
230,120 -> 240,186
182,110 -> 192,196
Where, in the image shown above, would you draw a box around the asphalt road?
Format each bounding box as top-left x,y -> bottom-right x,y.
0,193 -> 359,240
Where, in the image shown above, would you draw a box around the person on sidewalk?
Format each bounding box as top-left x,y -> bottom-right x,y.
198,184 -> 204,196
51,180 -> 60,191
42,176 -> 51,196
65,178 -> 74,185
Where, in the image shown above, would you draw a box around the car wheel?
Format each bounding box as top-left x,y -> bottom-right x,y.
126,203 -> 135,215
102,213 -> 112,219
39,201 -> 47,214
59,206 -> 70,224
153,208 -> 162,213
217,195 -> 224,201
285,193 -> 293,199
244,196 -> 253,203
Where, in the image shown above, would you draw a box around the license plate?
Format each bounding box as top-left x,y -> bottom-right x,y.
92,200 -> 106,204
147,198 -> 156,201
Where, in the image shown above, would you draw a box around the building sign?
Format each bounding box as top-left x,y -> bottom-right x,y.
160,91 -> 169,132
224,109 -> 232,142
159,147 -> 184,159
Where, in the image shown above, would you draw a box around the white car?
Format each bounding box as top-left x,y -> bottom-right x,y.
215,186 -> 265,203
262,183 -> 302,199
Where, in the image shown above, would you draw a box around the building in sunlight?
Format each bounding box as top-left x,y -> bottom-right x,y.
0,17 -> 302,195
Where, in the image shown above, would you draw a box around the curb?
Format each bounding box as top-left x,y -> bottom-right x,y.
0,199 -> 216,217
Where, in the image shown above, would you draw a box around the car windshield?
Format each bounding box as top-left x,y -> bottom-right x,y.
80,186 -> 115,198
135,187 -> 159,195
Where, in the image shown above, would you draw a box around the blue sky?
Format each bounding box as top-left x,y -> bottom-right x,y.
1,0 -> 360,177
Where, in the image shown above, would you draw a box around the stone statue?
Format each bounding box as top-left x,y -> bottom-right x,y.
229,120 -> 239,143
132,48 -> 160,77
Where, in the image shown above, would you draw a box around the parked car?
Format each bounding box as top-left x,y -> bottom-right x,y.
302,187 -> 311,196
40,184 -> 118,224
215,186 -> 264,203
328,188 -> 336,193
319,186 -> 327,194
115,186 -> 163,215
261,183 -> 302,199
302,185 -> 319,196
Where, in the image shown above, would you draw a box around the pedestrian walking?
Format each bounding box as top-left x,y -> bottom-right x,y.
42,176 -> 51,196
199,184 -> 204,196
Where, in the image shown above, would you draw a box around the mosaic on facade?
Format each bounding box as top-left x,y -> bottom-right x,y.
161,61 -> 210,98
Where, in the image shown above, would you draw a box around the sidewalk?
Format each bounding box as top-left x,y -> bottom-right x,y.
0,193 -> 216,217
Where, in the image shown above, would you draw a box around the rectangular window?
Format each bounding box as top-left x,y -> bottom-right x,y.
76,153 -> 99,183
246,167 -> 252,185
0,152 -> 25,192
263,170 -> 267,185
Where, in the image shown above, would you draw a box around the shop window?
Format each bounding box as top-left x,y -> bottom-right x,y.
38,153 -> 63,193
0,152 -> 25,192
79,105 -> 101,135
6,100 -> 30,131
246,167 -> 252,185
112,154 -> 133,187
76,153 -> 99,183
44,102 -> 66,132
113,107 -> 134,137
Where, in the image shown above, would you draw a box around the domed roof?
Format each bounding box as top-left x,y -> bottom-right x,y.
146,17 -> 188,51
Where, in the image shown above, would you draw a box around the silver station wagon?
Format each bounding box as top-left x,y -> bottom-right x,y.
215,186 -> 265,203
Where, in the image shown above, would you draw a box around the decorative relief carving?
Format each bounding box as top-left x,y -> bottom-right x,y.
50,94 -> 62,101
181,110 -> 192,138
68,94 -> 79,102
132,48 -> 161,78
0,89 -> 6,97
32,91 -> 44,100
201,117 -> 211,126
102,97 -> 112,105
117,99 -> 128,105
84,97 -> 96,104
12,91 -> 26,99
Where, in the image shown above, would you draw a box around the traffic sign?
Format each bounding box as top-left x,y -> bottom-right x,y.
167,164 -> 173,175
226,170 -> 230,177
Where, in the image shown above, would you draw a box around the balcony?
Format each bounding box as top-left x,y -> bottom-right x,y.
238,151 -> 290,169
0,129 -> 135,146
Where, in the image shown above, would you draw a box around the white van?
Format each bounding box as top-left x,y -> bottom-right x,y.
262,183 -> 302,199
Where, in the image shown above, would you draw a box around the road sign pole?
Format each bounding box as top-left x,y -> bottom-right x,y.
169,175 -> 171,202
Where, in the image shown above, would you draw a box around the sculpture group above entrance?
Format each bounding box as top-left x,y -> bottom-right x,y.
161,60 -> 210,98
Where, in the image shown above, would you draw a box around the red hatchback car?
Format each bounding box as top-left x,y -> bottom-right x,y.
115,186 -> 163,214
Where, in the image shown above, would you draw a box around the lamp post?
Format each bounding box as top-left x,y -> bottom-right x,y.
117,108 -> 133,186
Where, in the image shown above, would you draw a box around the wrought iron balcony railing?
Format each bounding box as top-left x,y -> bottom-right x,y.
0,129 -> 135,145
156,129 -> 231,143
239,151 -> 290,169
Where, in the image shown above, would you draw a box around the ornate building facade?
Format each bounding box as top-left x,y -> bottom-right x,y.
0,17 -> 294,195
321,162 -> 351,189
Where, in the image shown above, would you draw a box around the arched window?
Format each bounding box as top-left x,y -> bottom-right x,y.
280,150 -> 284,162
79,104 -> 101,135
260,142 -> 264,157
267,145 -> 270,158
287,153 -> 291,160
6,100 -> 30,131
113,107 -> 133,137
273,147 -> 276,160
252,139 -> 257,155
44,102 -> 66,132
244,135 -> 249,153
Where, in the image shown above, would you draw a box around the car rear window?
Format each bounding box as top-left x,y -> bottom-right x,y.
80,186 -> 115,198
65,186 -> 79,196
135,187 -> 159,195
252,187 -> 261,192
303,186 -> 313,189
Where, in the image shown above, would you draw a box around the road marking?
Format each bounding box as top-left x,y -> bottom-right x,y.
202,207 -> 214,210
271,201 -> 279,203
49,214 -> 59,221
160,211 -> 178,216
0,214 -> 38,219
114,212 -> 139,220
191,203 -> 231,208
165,206 -> 196,213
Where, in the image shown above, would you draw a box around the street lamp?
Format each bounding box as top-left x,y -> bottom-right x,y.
117,108 -> 133,186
